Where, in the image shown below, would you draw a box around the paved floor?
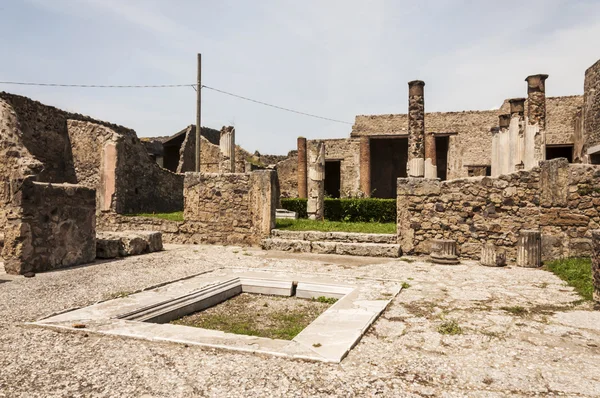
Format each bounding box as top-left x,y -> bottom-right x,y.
1,244 -> 599,397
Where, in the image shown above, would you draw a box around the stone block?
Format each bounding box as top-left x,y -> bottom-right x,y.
335,242 -> 401,258
131,231 -> 163,252
261,238 -> 311,253
96,237 -> 120,259
311,241 -> 337,254
270,230 -> 306,240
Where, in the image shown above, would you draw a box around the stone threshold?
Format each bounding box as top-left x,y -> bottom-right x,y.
31,268 -> 401,363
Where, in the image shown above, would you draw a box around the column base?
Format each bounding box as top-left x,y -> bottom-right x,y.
407,158 -> 425,177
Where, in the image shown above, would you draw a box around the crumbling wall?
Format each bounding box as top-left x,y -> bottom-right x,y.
0,92 -> 184,215
309,138 -> 361,197
584,59 -> 600,156
182,170 -> 276,245
275,154 -> 298,198
397,158 -> 600,263
2,179 -> 96,274
397,170 -> 540,262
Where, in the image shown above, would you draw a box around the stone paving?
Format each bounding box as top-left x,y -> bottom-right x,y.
1,245 -> 599,397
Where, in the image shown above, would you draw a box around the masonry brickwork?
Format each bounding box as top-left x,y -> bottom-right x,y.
182,170 -> 277,245
584,60 -> 600,157
397,158 -> 600,263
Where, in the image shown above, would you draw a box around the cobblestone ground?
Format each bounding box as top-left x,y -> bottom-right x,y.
1,244 -> 599,397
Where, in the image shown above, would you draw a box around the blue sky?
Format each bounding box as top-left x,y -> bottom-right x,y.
1,0 -> 599,154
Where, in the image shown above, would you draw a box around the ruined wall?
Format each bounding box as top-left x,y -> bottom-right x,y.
352,111 -> 496,179
2,178 -> 96,274
0,92 -> 184,215
182,170 -> 276,245
584,60 -> 600,156
275,154 -> 298,198
308,138 -> 361,197
397,158 -> 600,263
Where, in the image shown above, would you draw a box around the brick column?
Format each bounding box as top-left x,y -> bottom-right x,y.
307,141 -> 325,220
297,137 -> 307,198
526,74 -> 549,166
407,80 -> 425,177
424,132 -> 437,179
359,135 -> 371,196
509,98 -> 526,170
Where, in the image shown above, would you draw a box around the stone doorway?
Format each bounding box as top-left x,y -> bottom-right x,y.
324,160 -> 341,198
370,138 -> 408,198
435,136 -> 449,181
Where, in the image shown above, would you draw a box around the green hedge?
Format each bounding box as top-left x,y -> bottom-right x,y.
280,198 -> 396,223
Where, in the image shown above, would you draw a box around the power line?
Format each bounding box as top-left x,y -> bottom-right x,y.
0,80 -> 353,125
201,84 -> 352,125
0,81 -> 194,88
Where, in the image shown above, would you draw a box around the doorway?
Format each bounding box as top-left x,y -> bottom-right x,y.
435,136 -> 449,181
370,138 -> 408,198
546,145 -> 573,163
324,161 -> 341,198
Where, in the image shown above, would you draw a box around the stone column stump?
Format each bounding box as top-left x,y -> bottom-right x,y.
516,230 -> 542,268
480,243 -> 506,267
591,230 -> 600,304
430,239 -> 459,264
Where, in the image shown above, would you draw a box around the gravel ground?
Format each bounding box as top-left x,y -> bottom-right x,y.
1,244 -> 600,397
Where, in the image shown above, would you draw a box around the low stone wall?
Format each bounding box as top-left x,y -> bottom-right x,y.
183,170 -> 276,245
100,171 -> 277,246
2,179 -> 96,274
397,158 -> 600,263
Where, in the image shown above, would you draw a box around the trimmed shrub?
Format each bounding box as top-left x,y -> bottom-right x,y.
280,198 -> 396,223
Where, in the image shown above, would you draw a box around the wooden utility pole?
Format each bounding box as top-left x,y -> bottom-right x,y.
195,53 -> 202,172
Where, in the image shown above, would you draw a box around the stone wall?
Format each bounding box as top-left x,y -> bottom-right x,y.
2,178 -> 96,274
275,154 -> 298,198
182,170 -> 276,245
584,59 -> 600,156
397,158 -> 600,263
0,92 -> 184,215
307,138 -> 361,197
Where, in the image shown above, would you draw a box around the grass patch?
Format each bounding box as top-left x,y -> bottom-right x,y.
438,320 -> 463,335
545,257 -> 593,300
107,291 -> 133,300
275,219 -> 396,234
500,306 -> 528,316
171,293 -> 331,340
401,282 -> 411,289
126,211 -> 183,222
312,296 -> 338,304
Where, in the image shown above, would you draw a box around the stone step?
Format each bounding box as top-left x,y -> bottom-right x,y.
270,229 -> 396,244
96,231 -> 163,259
261,238 -> 401,258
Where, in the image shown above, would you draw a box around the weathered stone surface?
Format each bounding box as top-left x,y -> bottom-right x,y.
584,60 -> 600,159
296,137 -> 308,198
219,126 -> 235,173
270,230 -> 306,240
335,242 -> 401,258
183,171 -> 276,245
480,243 -> 506,267
132,231 -> 163,252
359,136 -> 371,196
307,141 -> 325,220
96,236 -> 120,259
310,241 -> 337,254
516,230 -> 541,268
2,179 -> 96,275
429,239 -> 459,265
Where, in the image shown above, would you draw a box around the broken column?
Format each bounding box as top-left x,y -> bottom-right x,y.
219,126 -> 236,173
490,127 -> 500,177
525,74 -> 549,169
407,80 -> 425,178
480,243 -> 506,267
359,135 -> 371,196
591,230 -> 600,304
297,137 -> 308,198
516,230 -> 542,268
307,141 -> 325,220
497,114 -> 511,176
424,132 -> 437,179
509,98 -> 526,171
429,239 -> 459,264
